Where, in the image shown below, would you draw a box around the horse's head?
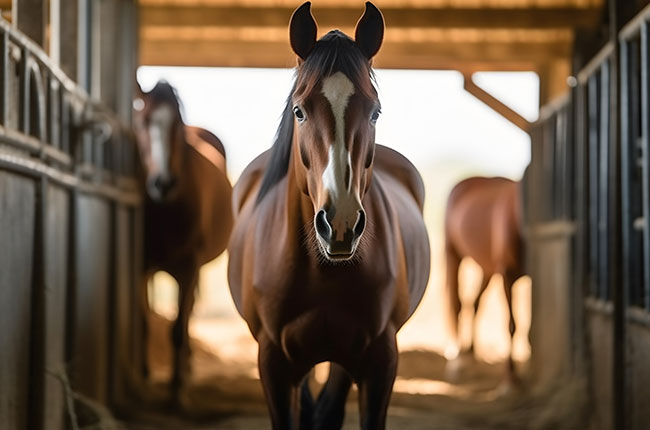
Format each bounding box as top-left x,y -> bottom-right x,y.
133,81 -> 184,201
290,1 -> 384,262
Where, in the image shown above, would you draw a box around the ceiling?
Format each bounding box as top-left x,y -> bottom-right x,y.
139,0 -> 602,72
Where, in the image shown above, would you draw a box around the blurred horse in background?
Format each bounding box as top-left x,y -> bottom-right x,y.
445,176 -> 525,385
133,81 -> 233,404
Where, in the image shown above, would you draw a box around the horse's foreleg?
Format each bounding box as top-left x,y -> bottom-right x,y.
357,325 -> 398,430
314,363 -> 353,430
171,267 -> 198,402
258,334 -> 303,430
469,274 -> 492,354
503,271 -> 518,384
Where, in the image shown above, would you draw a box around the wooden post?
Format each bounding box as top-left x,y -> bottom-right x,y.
13,0 -> 47,47
77,0 -> 91,91
55,0 -> 78,79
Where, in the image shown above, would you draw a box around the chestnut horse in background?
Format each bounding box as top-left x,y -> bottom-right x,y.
228,3 -> 430,429
445,176 -> 525,384
133,81 -> 233,402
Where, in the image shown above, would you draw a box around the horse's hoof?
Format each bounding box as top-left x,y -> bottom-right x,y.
444,350 -> 475,383
494,374 -> 523,398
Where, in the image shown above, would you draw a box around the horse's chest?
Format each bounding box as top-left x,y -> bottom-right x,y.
278,307 -> 373,367
255,274 -> 393,366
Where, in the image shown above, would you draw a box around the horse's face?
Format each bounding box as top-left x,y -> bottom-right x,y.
290,2 -> 384,262
133,82 -> 183,202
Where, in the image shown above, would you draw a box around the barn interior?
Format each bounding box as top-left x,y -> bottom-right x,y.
1,0 -> 650,430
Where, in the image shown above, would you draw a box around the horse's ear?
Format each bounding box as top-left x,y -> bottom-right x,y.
355,2 -> 384,60
289,2 -> 317,60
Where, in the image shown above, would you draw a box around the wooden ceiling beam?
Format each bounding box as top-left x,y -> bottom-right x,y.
140,5 -> 601,30
139,39 -> 567,70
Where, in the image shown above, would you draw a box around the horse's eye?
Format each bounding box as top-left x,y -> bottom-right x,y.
293,106 -> 306,123
370,108 -> 380,125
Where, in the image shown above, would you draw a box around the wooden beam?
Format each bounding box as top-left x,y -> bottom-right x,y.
139,38 -> 570,69
141,6 -> 602,30
463,73 -> 531,134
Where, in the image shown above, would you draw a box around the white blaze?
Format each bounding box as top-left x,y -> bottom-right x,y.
321,72 -> 355,199
149,105 -> 174,178
320,72 -> 364,240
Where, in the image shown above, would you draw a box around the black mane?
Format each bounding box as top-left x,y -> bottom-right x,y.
255,31 -> 377,205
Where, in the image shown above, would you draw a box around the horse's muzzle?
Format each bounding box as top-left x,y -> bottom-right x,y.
315,208 -> 366,261
147,175 -> 176,201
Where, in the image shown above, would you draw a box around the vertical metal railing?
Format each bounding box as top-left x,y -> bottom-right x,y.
577,45 -> 615,303
621,10 -> 650,313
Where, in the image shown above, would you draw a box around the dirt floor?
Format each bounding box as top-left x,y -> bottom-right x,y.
110,312 -> 588,430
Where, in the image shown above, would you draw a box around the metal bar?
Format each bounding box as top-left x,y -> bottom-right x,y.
555,110 -> 566,219
620,1 -> 650,41
49,78 -> 61,150
578,42 -> 615,85
0,30 -> 7,126
77,0 -> 91,92
607,1 -> 625,428
629,36 -> 644,308
27,175 -> 47,430
588,73 -> 600,297
599,60 -> 611,301
546,116 -> 556,221
641,22 -> 650,311
621,38 -> 634,307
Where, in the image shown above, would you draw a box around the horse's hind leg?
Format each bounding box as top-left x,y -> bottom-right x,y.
299,373 -> 314,430
445,241 -> 462,359
171,266 -> 198,404
469,273 -> 492,355
313,363 -> 353,430
502,270 -> 519,385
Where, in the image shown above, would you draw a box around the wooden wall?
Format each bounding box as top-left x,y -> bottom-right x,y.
0,1 -> 141,429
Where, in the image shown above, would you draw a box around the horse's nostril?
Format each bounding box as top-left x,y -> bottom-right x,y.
353,210 -> 366,239
315,209 -> 332,241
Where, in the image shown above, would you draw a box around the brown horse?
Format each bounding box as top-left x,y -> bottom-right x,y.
133,81 -> 233,401
445,176 -> 524,383
228,3 -> 430,429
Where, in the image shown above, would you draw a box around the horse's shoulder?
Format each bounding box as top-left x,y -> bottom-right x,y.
233,150 -> 271,214
374,144 -> 425,210
186,126 -> 226,157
